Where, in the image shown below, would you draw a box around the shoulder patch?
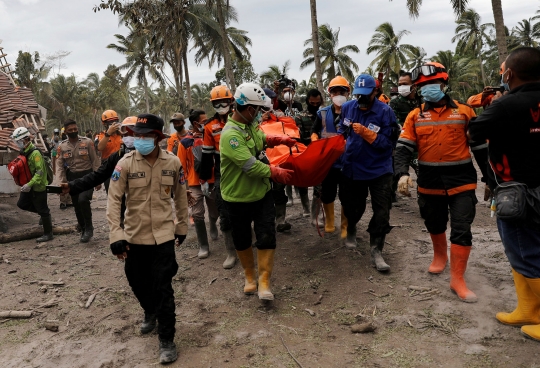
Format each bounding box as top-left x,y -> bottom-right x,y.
229,137 -> 240,149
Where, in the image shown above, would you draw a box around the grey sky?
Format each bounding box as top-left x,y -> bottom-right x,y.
0,0 -> 538,87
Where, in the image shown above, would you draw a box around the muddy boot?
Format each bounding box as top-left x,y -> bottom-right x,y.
370,235 -> 390,272
449,244 -> 477,303
209,216 -> 219,241
344,226 -> 357,249
80,202 -> 93,243
222,230 -> 237,269
237,247 -> 257,294
300,193 -> 310,218
429,232 -> 448,274
310,197 -> 323,227
497,269 -> 540,326
275,204 -> 291,232
36,216 -> 54,243
194,219 -> 210,259
286,186 -> 294,207
80,225 -> 94,243
257,249 -> 275,301
521,278 -> 540,341
159,339 -> 178,364
340,209 -> 348,240
322,202 -> 336,233
140,313 -> 156,334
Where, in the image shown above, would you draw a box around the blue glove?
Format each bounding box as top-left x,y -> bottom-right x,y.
175,234 -> 186,245
21,184 -> 31,192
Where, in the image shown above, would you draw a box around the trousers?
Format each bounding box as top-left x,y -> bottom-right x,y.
497,219 -> 540,278
17,189 -> 50,218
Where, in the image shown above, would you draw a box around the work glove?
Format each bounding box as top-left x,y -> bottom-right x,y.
21,184 -> 31,193
266,134 -> 296,148
269,165 -> 293,184
310,133 -> 319,142
110,240 -> 128,255
484,185 -> 491,202
60,183 -> 70,195
352,123 -> 377,144
398,175 -> 414,197
175,234 -> 186,246
200,181 -> 210,197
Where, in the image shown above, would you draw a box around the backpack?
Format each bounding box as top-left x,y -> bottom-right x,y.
7,154 -> 33,186
28,148 -> 54,185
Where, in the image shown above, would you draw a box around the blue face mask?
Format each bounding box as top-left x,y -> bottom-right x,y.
421,84 -> 445,103
133,137 -> 156,155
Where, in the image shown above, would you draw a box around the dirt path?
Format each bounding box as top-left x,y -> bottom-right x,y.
0,184 -> 538,367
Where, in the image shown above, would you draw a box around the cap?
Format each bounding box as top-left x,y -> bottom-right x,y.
128,114 -> 166,140
170,112 -> 185,122
353,74 -> 376,95
263,88 -> 277,99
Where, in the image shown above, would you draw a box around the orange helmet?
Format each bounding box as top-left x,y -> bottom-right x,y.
328,76 -> 350,93
101,110 -> 119,123
119,116 -> 137,135
210,85 -> 233,101
499,61 -> 506,75
412,62 -> 449,85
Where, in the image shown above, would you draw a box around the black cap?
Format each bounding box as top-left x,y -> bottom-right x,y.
128,114 -> 165,140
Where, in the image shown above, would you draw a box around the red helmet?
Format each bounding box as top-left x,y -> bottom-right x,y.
412,62 -> 449,85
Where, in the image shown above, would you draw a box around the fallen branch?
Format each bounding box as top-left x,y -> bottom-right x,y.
34,298 -> 59,310
38,281 -> 65,286
280,335 -> 304,368
0,226 -> 76,244
85,294 -> 96,309
408,285 -> 431,292
95,308 -> 123,324
321,245 -> 345,256
0,311 -> 32,318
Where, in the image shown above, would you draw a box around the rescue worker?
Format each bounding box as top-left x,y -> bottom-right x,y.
107,114 -> 188,364
56,120 -> 100,243
466,62 -> 508,109
52,127 -> 73,210
338,74 -> 398,272
468,47 -> 540,341
11,127 -> 53,242
220,82 -> 296,301
274,80 -> 303,117
167,112 -> 189,155
311,76 -> 350,239
395,62 -> 488,302
178,109 -> 219,259
200,85 -> 237,269
96,110 -> 122,192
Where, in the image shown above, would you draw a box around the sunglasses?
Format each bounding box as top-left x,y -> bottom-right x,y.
411,65 -> 447,82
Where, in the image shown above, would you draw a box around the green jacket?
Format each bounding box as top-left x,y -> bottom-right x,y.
389,95 -> 418,126
220,117 -> 271,203
24,143 -> 47,192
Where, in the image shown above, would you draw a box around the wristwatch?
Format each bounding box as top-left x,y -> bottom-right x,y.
104,132 -> 111,137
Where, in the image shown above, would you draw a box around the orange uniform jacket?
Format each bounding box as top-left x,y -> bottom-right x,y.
466,92 -> 493,108
200,114 -> 226,182
96,132 -> 122,161
395,99 -> 488,196
177,134 -> 214,187
167,132 -> 189,153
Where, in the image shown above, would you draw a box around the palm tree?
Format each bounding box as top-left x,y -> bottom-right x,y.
512,19 -> 540,48
301,24 -> 360,82
107,28 -> 165,113
406,46 -> 427,70
451,9 -> 493,86
191,83 -> 213,113
366,22 -> 416,84
431,50 -> 480,101
309,0 -> 325,95
259,61 -> 291,87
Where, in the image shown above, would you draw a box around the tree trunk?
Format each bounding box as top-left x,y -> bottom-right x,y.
491,0 -> 508,64
309,0 -> 325,96
183,49 -> 192,109
143,74 -> 150,113
215,0 -> 236,90
478,53 -> 487,87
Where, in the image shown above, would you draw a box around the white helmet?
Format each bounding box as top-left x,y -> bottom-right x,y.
11,127 -> 31,142
234,83 -> 267,107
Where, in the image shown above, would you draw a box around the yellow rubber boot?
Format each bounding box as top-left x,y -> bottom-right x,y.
323,202 -> 335,233
236,248 -> 257,295
497,269 -> 540,326
428,233 -> 448,274
257,249 -> 275,301
449,244 -> 477,303
340,209 -> 348,239
521,278 -> 540,341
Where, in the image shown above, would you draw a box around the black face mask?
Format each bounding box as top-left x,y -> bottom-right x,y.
67,132 -> 79,139
174,125 -> 184,132
356,95 -> 372,110
307,104 -> 321,114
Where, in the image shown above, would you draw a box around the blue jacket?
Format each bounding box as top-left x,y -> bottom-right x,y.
338,98 -> 398,180
316,105 -> 343,169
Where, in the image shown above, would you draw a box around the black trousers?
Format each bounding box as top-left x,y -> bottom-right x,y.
224,191 -> 276,251
339,173 -> 393,236
214,182 -> 232,232
125,240 -> 178,341
418,190 -> 477,246
321,167 -> 343,204
68,170 -> 93,229
17,190 -> 50,218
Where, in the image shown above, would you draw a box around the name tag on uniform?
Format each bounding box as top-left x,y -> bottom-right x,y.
343,118 -> 351,127
212,123 -> 221,130
128,172 -> 146,179
79,148 -> 88,156
63,151 -> 72,158
162,170 -> 174,176
368,123 -> 381,133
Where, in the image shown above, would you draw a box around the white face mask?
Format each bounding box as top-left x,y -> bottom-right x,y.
215,106 -> 230,115
398,85 -> 412,97
122,136 -> 135,148
16,140 -> 25,149
283,92 -> 293,102
332,95 -> 347,107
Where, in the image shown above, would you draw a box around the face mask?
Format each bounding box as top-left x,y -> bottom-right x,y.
193,124 -> 204,133
133,137 -> 156,155
398,85 -> 412,97
216,106 -> 230,115
283,92 -> 293,102
332,95 -> 347,107
307,104 -> 321,114
356,94 -> 373,110
420,84 -> 445,103
67,132 -> 79,139
174,125 -> 184,132
53,136 -> 59,142
122,136 -> 135,148
501,70 -> 510,91
255,111 -> 263,123
16,140 -> 25,149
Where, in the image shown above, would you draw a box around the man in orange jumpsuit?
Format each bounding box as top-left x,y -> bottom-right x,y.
166,112 -> 190,155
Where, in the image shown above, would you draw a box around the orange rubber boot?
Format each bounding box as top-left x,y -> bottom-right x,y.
340,209 -> 348,239
428,233 -> 448,274
323,202 -> 336,233
236,248 -> 257,295
497,269 -> 540,326
521,278 -> 540,342
449,244 -> 477,303
257,249 -> 275,301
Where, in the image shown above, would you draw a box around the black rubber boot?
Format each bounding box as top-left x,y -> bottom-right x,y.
286,185 -> 294,207
159,339 -> 178,364
209,217 -> 219,241
275,204 -> 291,232
80,202 -> 93,243
345,227 -> 357,249
194,219 -> 210,259
300,193 -> 310,218
222,230 -> 237,269
36,216 -> 54,243
370,235 -> 390,272
140,313 -> 156,334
